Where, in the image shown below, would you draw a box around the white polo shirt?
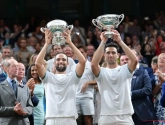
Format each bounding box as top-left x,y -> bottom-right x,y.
42,71 -> 80,119
76,60 -> 95,98
96,64 -> 134,116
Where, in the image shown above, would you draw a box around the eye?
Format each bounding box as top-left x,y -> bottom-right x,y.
62,58 -> 66,61
57,58 -> 60,61
106,52 -> 110,54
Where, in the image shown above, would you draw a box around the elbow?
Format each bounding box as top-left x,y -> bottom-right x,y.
91,62 -> 95,69
134,58 -> 138,66
91,62 -> 98,72
80,58 -> 86,66
82,58 -> 86,65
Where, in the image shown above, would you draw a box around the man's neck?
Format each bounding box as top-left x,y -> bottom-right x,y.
106,63 -> 118,69
56,71 -> 66,74
17,77 -> 23,84
8,74 -> 15,80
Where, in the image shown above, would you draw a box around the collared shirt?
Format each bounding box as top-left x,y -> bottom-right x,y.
6,77 -> 15,89
136,63 -> 140,69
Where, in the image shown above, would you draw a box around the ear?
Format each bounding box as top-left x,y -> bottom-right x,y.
5,66 -> 9,74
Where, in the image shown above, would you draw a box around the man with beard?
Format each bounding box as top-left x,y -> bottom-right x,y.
91,30 -> 138,125
46,44 -> 75,73
35,29 -> 86,125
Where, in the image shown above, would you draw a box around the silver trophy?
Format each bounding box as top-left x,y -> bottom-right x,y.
40,19 -> 73,45
92,14 -> 124,38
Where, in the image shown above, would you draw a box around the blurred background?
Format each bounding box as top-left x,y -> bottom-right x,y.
1,0 -> 165,28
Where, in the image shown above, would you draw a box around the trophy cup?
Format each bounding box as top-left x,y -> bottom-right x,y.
40,19 -> 73,45
92,14 -> 124,38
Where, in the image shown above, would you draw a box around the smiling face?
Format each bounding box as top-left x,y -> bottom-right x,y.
104,47 -> 119,65
17,63 -> 25,79
120,55 -> 129,65
158,53 -> 165,69
54,53 -> 68,72
63,46 -> 73,58
31,65 -> 38,79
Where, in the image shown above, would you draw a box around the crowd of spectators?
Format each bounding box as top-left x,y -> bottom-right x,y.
1,11 -> 165,125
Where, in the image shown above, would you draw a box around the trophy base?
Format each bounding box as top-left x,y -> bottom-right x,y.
104,32 -> 114,38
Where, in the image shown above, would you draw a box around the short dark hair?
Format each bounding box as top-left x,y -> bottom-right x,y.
120,53 -> 127,57
54,52 -> 68,62
2,46 -> 11,51
152,56 -> 158,64
52,44 -> 61,50
77,45 -> 87,52
104,42 -> 120,53
87,44 -> 95,50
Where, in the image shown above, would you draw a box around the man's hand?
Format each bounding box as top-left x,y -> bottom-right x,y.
63,29 -> 72,44
45,29 -> 53,45
14,102 -> 27,115
81,82 -> 89,93
100,32 -> 108,43
94,85 -> 99,91
111,29 -> 122,43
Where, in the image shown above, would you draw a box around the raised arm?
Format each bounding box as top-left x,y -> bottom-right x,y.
63,30 -> 86,77
112,30 -> 138,73
91,32 -> 108,77
35,29 -> 52,78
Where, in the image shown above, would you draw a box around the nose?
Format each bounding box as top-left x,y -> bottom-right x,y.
109,53 -> 113,57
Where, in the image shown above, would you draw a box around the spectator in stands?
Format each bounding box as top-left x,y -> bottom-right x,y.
152,53 -> 165,125
14,38 -> 33,68
27,64 -> 45,125
1,46 -> 12,59
86,44 -> 95,62
16,62 -> 39,125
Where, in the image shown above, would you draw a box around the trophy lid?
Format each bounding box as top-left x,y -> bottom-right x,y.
46,19 -> 68,28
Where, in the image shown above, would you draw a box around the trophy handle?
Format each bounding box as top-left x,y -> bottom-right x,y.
116,14 -> 124,28
92,19 -> 102,29
40,27 -> 47,33
67,25 -> 73,31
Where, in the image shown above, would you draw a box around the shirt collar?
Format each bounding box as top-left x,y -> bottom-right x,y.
136,63 -> 140,69
6,77 -> 14,83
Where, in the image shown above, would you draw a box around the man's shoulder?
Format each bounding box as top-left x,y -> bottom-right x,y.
0,79 -> 7,84
68,57 -> 75,64
0,80 -> 7,88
